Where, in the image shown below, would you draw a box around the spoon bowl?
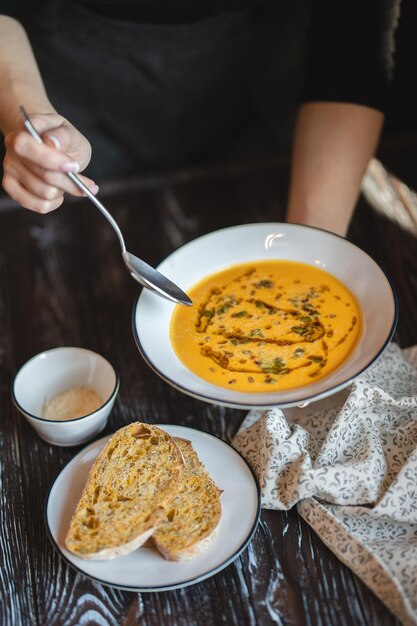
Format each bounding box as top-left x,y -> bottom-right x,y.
123,251 -> 192,305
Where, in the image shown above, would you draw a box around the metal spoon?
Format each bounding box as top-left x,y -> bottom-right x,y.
20,106 -> 192,306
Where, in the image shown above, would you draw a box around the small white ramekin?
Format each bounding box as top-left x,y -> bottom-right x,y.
12,347 -> 119,446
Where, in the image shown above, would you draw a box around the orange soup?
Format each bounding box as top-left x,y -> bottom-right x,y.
170,260 -> 362,393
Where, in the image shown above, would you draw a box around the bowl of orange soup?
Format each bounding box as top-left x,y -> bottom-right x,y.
133,223 -> 398,408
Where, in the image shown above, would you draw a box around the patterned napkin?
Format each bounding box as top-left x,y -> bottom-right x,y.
232,343 -> 417,626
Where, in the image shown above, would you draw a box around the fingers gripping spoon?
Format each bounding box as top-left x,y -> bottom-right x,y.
20,107 -> 192,306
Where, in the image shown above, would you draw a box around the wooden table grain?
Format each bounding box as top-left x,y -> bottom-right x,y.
1,154 -> 414,626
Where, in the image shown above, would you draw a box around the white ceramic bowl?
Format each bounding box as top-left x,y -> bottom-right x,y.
12,347 -> 119,446
133,223 -> 398,409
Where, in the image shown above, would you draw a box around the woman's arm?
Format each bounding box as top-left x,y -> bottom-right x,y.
0,15 -> 54,133
0,15 -> 96,212
287,0 -> 400,235
286,102 -> 384,236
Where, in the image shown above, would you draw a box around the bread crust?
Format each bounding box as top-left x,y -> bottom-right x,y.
77,527 -> 155,560
155,525 -> 220,562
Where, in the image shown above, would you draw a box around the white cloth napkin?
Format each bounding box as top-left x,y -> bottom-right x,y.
232,343 -> 417,626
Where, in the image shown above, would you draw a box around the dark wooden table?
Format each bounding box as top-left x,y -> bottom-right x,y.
1,151 -> 415,626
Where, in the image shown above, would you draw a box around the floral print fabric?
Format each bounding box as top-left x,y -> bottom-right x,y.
233,343 -> 417,626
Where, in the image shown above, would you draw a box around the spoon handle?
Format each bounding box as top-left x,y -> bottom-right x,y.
19,106 -> 126,254
65,171 -> 126,254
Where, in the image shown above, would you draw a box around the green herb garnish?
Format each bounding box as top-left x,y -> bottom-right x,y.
255,279 -> 274,289
251,328 -> 263,337
261,357 -> 288,375
291,326 -> 308,336
309,355 -> 323,363
293,348 -> 305,357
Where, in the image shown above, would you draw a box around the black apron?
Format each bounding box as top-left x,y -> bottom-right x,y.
25,0 -> 309,179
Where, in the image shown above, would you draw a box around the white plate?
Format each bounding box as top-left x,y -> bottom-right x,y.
45,424 -> 260,592
133,223 -> 398,409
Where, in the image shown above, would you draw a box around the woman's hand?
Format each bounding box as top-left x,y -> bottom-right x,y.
2,112 -> 99,213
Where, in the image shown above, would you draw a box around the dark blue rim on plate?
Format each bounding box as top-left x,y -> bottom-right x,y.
44,426 -> 262,592
132,223 -> 399,409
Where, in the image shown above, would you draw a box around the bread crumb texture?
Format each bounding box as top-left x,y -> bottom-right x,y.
65,423 -> 184,558
152,437 -> 223,561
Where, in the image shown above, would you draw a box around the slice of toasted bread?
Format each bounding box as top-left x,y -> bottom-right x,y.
152,437 -> 222,561
65,422 -> 184,560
